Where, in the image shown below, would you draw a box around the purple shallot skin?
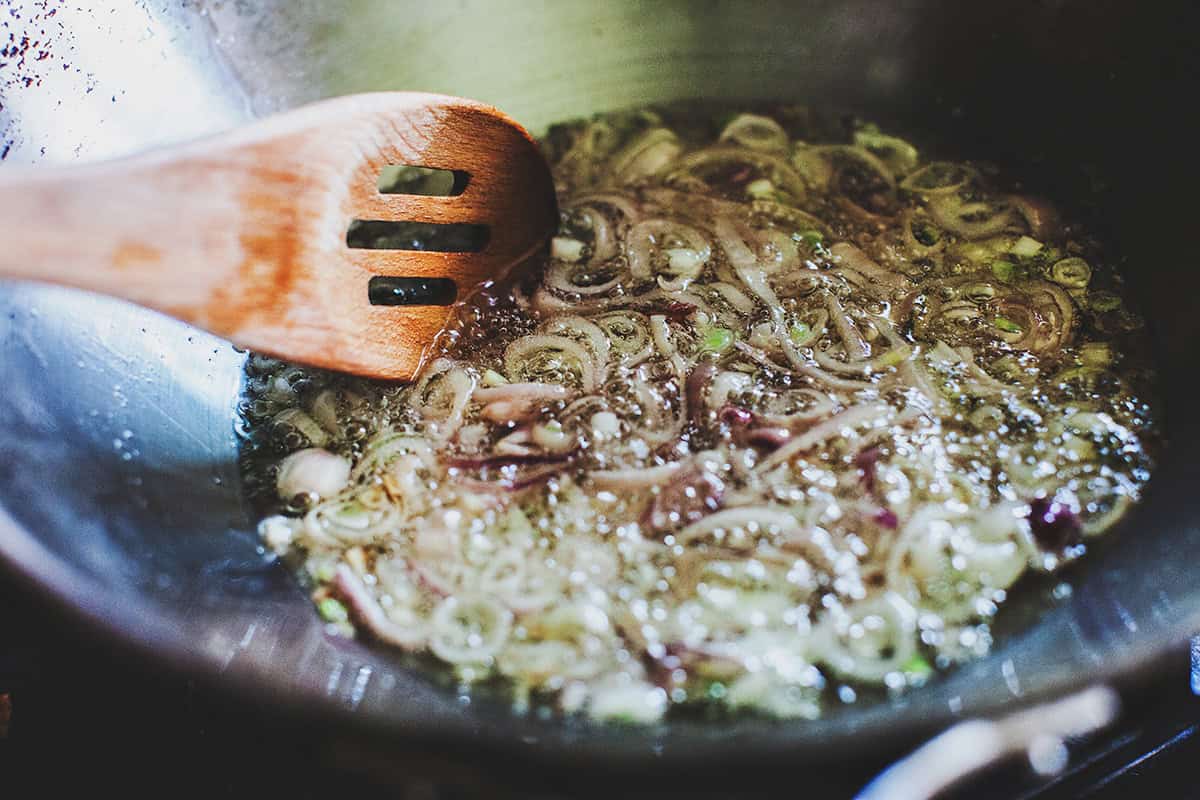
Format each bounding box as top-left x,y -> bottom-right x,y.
1028,497 -> 1083,553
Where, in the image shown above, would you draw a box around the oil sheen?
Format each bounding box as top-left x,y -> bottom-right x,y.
239,104 -> 1159,723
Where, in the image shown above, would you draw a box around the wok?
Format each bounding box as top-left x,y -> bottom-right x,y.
1,0 -> 1197,790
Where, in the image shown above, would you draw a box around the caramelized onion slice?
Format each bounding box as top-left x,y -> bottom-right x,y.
626,218 -> 712,282
505,334 -> 599,392
811,592 -> 918,682
610,128 -> 682,183
900,161 -> 976,195
719,113 -> 791,154
410,359 -> 474,442
914,275 -> 1076,354
541,315 -> 612,370
811,145 -> 898,215
853,129 -> 920,177
669,146 -> 806,203
928,191 -> 1017,240
595,310 -> 654,365
335,564 -> 426,649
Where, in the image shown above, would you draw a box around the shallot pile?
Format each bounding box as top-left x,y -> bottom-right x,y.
242,105 -> 1158,723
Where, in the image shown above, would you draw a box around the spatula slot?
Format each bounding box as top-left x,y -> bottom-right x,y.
377,165 -> 469,197
368,276 -> 458,306
346,220 -> 489,252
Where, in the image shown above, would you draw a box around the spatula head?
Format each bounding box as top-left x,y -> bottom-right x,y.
199,92 -> 558,381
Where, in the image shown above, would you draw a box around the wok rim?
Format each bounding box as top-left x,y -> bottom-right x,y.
0,496 -> 1193,777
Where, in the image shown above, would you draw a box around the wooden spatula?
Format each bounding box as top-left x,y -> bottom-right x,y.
0,92 -> 558,380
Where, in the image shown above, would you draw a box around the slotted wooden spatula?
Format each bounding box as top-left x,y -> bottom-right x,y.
0,92 -> 558,380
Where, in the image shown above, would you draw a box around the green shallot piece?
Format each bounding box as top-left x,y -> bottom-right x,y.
700,326 -> 736,354
991,260 -> 1016,281
318,597 -> 349,623
798,229 -> 825,248
902,655 -> 933,677
993,316 -> 1023,333
789,321 -> 813,346
1050,257 -> 1092,289
1010,235 -> 1043,258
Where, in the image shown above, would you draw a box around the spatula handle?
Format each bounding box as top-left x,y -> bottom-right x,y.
0,148 -> 286,324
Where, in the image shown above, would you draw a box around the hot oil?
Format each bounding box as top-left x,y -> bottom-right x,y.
238,102 -> 1160,723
